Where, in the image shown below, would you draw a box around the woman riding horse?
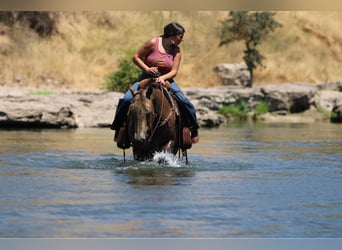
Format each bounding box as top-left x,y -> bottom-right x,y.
111,22 -> 199,144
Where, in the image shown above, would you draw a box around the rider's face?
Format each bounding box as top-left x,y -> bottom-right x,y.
173,33 -> 184,45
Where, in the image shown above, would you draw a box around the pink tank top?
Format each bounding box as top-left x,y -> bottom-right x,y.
145,37 -> 179,75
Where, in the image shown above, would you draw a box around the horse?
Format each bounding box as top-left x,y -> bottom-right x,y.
126,78 -> 190,162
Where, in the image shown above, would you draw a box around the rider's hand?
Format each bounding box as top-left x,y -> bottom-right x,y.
156,78 -> 170,89
156,78 -> 169,88
156,77 -> 165,84
146,67 -> 159,76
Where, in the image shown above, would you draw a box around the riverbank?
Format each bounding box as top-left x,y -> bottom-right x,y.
0,82 -> 341,129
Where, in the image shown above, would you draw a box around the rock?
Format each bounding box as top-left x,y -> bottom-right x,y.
331,104 -> 342,123
317,81 -> 342,92
314,90 -> 342,112
0,87 -> 121,128
0,105 -> 77,128
1,82 -> 342,129
261,83 -> 317,113
195,105 -> 226,128
56,107 -> 77,128
213,63 -> 250,87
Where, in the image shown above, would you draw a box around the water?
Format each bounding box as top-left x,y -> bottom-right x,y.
0,123 -> 341,238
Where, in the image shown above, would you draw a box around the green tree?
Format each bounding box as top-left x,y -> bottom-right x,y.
219,11 -> 282,87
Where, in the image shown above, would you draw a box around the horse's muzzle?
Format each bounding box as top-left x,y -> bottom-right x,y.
133,139 -> 146,146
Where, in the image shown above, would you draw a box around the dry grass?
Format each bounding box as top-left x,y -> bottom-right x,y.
0,11 -> 342,90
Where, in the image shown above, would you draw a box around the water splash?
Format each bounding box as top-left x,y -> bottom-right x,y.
152,151 -> 181,168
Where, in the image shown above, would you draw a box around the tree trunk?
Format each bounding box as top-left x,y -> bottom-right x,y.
247,66 -> 253,87
244,41 -> 254,88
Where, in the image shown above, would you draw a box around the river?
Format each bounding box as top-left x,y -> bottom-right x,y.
0,123 -> 341,238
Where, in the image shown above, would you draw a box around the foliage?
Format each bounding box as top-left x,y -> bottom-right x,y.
219,11 -> 282,87
317,105 -> 335,121
219,100 -> 270,121
330,111 -> 338,122
253,100 -> 269,116
104,50 -> 141,92
29,89 -> 54,96
218,100 -> 248,120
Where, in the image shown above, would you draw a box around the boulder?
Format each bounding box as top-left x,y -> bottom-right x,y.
317,81 -> 342,92
213,63 -> 250,87
331,104 -> 342,123
191,100 -> 225,128
314,90 -> 342,112
0,88 -> 121,128
261,83 -> 317,113
0,105 -> 77,128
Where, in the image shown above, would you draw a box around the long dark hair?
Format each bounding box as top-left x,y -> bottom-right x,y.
162,22 -> 185,38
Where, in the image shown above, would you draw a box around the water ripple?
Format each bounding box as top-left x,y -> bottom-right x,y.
1,125 -> 341,238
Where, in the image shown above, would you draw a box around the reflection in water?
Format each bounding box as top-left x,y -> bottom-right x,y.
0,123 -> 341,238
115,152 -> 196,186
122,167 -> 195,186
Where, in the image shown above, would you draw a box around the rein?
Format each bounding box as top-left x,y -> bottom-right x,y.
147,83 -> 176,142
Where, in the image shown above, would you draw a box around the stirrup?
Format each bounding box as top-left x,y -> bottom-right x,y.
182,127 -> 192,149
190,129 -> 199,143
116,126 -> 130,149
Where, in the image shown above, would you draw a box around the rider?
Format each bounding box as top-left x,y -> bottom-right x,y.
111,22 -> 199,143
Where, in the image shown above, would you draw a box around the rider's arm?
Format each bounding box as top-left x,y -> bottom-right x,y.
132,38 -> 159,76
157,51 -> 182,83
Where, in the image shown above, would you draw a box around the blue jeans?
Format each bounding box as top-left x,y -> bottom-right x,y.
111,78 -> 199,132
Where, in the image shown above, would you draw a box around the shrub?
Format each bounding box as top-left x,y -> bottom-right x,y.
105,52 -> 141,92
254,100 -> 269,116
29,89 -> 54,96
218,100 -> 248,120
318,105 -> 335,121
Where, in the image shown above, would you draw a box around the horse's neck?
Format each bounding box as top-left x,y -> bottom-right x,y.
157,86 -> 175,109
153,87 -> 179,122
151,88 -> 165,115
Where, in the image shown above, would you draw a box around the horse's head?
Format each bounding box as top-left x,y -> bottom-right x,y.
127,83 -> 155,145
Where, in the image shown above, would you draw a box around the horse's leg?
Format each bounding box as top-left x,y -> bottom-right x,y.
163,140 -> 175,153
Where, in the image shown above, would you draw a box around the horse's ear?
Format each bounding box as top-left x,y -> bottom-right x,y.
146,84 -> 153,99
129,84 -> 136,96
138,78 -> 151,90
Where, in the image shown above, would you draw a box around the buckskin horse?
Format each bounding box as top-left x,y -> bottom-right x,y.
120,78 -> 191,163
